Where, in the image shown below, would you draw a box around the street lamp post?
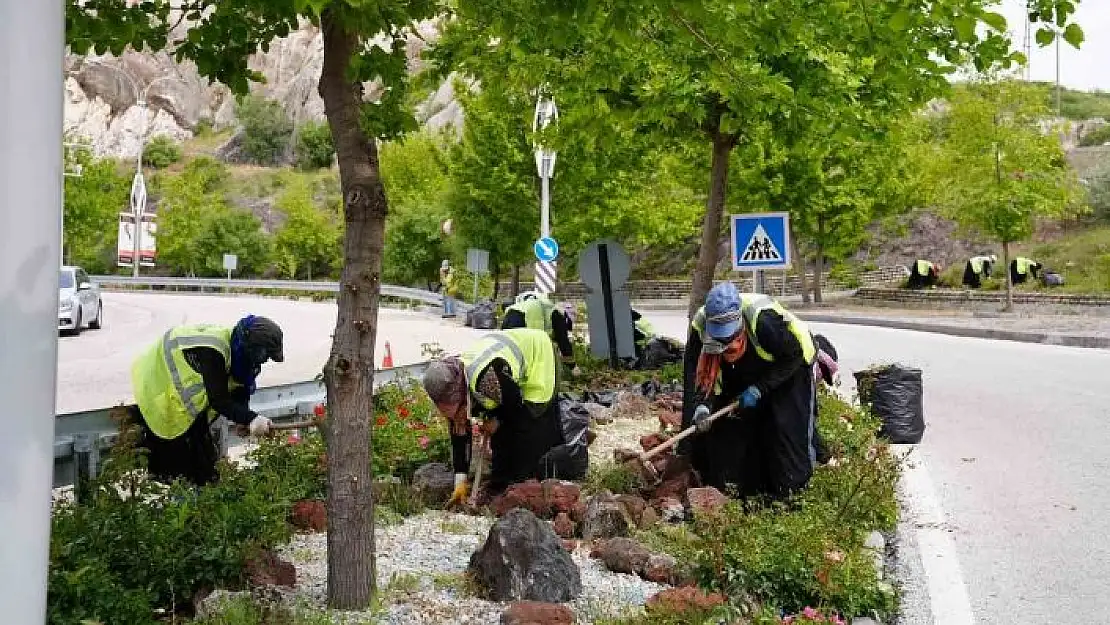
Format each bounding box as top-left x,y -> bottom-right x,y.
130,75 -> 179,277
532,93 -> 558,294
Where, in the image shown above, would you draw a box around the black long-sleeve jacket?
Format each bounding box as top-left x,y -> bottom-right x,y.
449,358 -> 536,474
181,347 -> 257,427
681,309 -> 807,427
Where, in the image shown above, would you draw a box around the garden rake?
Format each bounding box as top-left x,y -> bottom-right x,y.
624,400 -> 739,488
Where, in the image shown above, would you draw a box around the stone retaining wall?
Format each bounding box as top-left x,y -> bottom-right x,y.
496,266 -> 907,300
854,287 -> 1110,308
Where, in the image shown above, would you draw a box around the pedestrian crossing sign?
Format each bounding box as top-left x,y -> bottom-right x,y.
731,212 -> 791,270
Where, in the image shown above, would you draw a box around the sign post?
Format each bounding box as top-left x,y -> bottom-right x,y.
128,170 -> 147,277
466,247 -> 490,303
730,212 -> 792,293
533,92 -> 559,294
533,236 -> 559,294
579,239 -> 635,367
223,253 -> 238,280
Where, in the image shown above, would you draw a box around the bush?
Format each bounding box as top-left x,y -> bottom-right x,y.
1079,124 -> 1110,147
236,95 -> 294,166
142,134 -> 183,169
295,121 -> 335,170
371,377 -> 452,479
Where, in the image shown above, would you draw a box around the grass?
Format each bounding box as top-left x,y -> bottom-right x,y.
189,594 -> 340,625
583,461 -> 645,496
1022,225 -> 1110,293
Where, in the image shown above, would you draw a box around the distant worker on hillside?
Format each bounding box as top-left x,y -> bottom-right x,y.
129,315 -> 285,486
1010,257 -> 1043,286
680,282 -> 818,500
501,290 -> 579,375
906,259 -> 940,289
422,328 -> 590,506
962,254 -> 997,289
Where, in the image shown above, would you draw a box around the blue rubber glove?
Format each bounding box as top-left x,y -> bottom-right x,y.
740,386 -> 762,409
692,405 -> 713,433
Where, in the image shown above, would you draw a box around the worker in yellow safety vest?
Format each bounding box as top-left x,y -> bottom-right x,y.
680,282 -> 818,500
129,315 -> 285,486
907,259 -> 940,289
422,328 -> 590,506
1010,256 -> 1043,286
501,290 -> 579,375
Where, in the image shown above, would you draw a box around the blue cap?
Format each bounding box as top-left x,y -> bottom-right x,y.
704,282 -> 742,340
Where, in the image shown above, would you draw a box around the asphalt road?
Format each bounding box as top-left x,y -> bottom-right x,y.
645,310 -> 1110,624
58,294 -> 1109,622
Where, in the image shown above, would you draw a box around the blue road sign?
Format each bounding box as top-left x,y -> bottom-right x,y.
731,212 -> 791,271
534,236 -> 559,262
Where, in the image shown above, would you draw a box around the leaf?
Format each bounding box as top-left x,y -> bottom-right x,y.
981,11 -> 1007,32
953,16 -> 976,41
1063,23 -> 1084,48
889,10 -> 911,31
1035,27 -> 1056,46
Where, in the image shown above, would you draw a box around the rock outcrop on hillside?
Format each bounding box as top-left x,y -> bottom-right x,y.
64,19 -> 461,159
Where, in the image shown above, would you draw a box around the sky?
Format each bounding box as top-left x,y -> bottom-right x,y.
996,0 -> 1110,91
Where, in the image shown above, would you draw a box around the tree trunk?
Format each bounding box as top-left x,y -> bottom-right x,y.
1002,240 -> 1013,312
319,10 -> 383,610
511,264 -> 521,296
491,259 -> 501,300
688,127 -> 735,319
813,217 -> 825,304
792,233 -> 810,305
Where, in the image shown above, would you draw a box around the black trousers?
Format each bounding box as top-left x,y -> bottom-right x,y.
487,398 -> 589,491
691,365 -> 816,500
131,405 -> 220,487
962,262 -> 982,289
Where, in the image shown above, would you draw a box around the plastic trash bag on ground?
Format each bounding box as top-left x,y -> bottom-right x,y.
854,364 -> 926,444
465,299 -> 498,329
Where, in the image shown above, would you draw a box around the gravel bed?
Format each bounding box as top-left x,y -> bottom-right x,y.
279,511 -> 667,624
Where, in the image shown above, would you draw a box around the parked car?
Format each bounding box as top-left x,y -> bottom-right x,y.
58,266 -> 103,335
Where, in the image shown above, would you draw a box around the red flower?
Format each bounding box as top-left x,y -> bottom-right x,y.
398,406 -> 411,419
375,416 -> 388,427
313,403 -> 326,418
286,433 -> 301,445
412,422 -> 428,431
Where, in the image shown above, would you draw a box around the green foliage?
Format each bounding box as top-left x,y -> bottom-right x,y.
190,593 -> 335,625
1085,160 -> 1110,223
584,462 -> 644,496
1033,84 -> 1110,120
142,134 -> 183,169
371,378 -> 451,479
63,144 -> 130,273
636,388 -> 899,618
295,121 -> 335,170
195,207 -> 272,276
380,132 -> 452,287
235,95 -> 294,166
1026,225 -> 1110,293
273,176 -> 342,279
923,79 -> 1082,246
1078,125 -> 1110,148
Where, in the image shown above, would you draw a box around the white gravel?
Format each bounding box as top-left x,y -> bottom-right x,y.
278,511 -> 667,624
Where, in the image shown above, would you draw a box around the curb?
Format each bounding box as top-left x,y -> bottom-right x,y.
797,313 -> 1110,350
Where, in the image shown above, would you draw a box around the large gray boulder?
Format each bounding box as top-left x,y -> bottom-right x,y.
468,508 -> 582,602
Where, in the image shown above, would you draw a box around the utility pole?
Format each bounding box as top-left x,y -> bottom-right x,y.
0,0 -> 63,621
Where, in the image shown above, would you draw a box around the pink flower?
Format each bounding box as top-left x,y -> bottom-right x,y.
832,616 -> 847,625
782,617 -> 795,625
802,607 -> 821,620
286,433 -> 301,445
418,435 -> 430,449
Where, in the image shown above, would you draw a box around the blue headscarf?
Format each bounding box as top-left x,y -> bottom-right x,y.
229,315 -> 260,395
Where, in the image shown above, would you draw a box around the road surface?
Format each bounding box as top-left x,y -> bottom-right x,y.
58,293 -> 1109,622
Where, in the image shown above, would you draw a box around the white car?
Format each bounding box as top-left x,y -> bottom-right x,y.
58,266 -> 103,335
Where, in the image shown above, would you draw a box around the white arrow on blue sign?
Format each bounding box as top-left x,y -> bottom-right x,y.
534,236 -> 559,262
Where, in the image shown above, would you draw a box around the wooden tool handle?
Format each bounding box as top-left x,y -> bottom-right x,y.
640,401 -> 739,462
268,420 -> 319,431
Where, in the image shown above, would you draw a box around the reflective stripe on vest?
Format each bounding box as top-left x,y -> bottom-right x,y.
131,324 -> 233,440
635,318 -> 655,347
460,328 -> 556,410
970,257 -> 984,274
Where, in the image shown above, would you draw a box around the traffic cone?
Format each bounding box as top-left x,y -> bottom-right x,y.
382,341 -> 394,369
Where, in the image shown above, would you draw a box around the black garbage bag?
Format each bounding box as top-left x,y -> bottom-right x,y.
556,390 -> 618,407
641,337 -> 685,370
854,364 -> 925,444
537,400 -> 590,480
466,300 -> 498,329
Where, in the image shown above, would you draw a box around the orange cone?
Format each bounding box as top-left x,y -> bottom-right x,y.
382,341 -> 394,369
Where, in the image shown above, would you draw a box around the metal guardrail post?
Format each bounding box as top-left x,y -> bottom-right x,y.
73,433 -> 100,504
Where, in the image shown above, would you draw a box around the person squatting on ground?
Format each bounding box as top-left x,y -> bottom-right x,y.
680,282 -> 819,500
1010,257 -> 1043,286
907,259 -> 940,289
501,290 -> 580,376
129,315 -> 285,486
962,254 -> 997,289
422,328 -> 590,506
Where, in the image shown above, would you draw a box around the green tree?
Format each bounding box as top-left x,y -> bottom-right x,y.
295,120 -> 336,170
924,78 -> 1083,310
273,177 -> 341,279
379,131 -> 451,288
1078,124 -> 1110,147
63,145 -> 130,272
236,95 -> 294,166
1085,159 -> 1110,222
155,157 -> 233,276
142,134 -> 183,169
195,206 -> 272,277
68,0 -> 438,607
437,0 -> 1085,316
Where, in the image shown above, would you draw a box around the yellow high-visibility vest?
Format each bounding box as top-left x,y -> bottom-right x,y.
460,328 -> 557,411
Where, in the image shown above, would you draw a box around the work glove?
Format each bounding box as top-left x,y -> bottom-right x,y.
693,405 -> 713,433
248,416 -> 272,437
447,473 -> 470,507
740,386 -> 762,409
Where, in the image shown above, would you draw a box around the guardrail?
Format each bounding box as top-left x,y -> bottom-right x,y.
55,361 -> 431,498
90,276 -> 472,311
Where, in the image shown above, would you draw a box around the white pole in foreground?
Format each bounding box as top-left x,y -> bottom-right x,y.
0,0 -> 63,621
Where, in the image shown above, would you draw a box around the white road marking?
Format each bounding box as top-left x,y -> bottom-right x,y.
894,444 -> 976,625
